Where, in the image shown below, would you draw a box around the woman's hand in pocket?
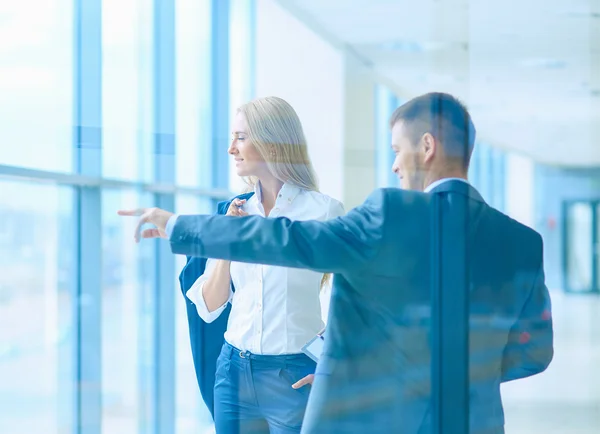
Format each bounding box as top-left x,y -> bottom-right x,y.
292,374 -> 314,389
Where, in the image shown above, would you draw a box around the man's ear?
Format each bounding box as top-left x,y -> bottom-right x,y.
422,133 -> 436,163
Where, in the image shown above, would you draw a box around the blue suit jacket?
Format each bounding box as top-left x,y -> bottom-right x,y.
178,192 -> 254,418
170,182 -> 553,434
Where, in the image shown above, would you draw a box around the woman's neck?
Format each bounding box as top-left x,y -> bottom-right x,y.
258,175 -> 284,215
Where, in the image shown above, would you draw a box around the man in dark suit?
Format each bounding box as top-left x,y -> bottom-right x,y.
120,92 -> 553,433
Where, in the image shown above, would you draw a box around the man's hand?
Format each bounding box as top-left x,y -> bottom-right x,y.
292,374 -> 314,389
117,207 -> 174,243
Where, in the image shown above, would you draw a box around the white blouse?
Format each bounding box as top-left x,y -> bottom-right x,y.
185,182 -> 345,355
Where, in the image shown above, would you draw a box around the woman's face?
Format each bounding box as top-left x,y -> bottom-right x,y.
229,112 -> 268,177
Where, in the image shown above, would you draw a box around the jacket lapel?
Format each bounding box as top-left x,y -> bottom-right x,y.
217,192 -> 255,214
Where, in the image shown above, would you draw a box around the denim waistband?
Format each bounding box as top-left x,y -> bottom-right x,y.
222,341 -> 314,367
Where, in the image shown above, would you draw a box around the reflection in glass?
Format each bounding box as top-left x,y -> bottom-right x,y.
101,189 -> 155,433
174,195 -> 214,433
0,181 -> 74,433
0,1 -> 73,171
566,203 -> 593,291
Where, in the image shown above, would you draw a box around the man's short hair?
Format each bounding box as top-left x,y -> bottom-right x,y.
389,92 -> 476,168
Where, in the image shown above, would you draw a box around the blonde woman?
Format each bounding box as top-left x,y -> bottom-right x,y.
185,96 -> 344,434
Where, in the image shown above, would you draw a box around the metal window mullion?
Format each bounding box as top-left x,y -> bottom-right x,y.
561,200 -> 570,292
247,0 -> 257,100
431,194 -> 470,434
387,95 -> 399,187
211,0 -> 230,191
151,1 -> 176,433
590,201 -> 600,293
72,0 -> 103,433
374,86 -> 394,188
374,86 -> 385,188
498,152 -> 506,212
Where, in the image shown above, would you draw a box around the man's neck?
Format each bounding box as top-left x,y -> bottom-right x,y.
422,170 -> 468,192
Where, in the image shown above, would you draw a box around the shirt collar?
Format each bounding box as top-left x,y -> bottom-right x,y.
424,177 -> 469,193
253,181 -> 301,206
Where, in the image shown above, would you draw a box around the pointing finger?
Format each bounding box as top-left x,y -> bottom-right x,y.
141,228 -> 162,239
117,208 -> 146,217
133,212 -> 149,243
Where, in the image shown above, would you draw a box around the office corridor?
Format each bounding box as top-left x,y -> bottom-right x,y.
503,291 -> 600,433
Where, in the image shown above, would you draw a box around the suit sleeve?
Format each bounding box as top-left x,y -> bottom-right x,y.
501,265 -> 554,382
168,189 -> 386,274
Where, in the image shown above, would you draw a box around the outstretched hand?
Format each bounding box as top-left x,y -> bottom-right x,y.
117,207 -> 174,243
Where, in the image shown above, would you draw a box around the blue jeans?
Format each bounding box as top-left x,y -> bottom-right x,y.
214,342 -> 316,434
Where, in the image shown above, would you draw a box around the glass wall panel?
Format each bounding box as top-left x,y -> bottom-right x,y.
229,0 -> 256,192
102,0 -> 154,181
101,189 -> 155,433
174,195 -> 214,433
374,85 -> 397,188
0,1 -> 73,172
0,180 -> 74,433
175,0 -> 212,188
566,202 -> 594,292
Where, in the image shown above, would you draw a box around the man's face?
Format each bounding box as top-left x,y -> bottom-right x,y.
390,122 -> 426,191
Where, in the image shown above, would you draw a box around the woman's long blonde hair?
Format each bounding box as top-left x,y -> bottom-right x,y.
237,96 -> 331,288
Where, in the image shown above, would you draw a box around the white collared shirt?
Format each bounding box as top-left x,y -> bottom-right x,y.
185,182 -> 345,355
424,177 -> 469,193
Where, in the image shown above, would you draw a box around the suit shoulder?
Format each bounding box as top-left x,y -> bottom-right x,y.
492,207 -> 542,244
484,207 -> 544,264
375,187 -> 429,206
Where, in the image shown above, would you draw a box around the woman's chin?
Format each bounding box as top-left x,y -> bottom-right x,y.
235,167 -> 249,177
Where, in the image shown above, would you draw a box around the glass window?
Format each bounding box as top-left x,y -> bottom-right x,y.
101,189 -> 155,433
174,195 -> 214,433
375,85 -> 397,188
102,0 -> 154,181
229,0 -> 254,109
175,0 -> 212,188
468,141 -> 481,189
0,180 -> 74,433
229,0 -> 256,192
0,1 -> 73,172
566,202 -> 594,292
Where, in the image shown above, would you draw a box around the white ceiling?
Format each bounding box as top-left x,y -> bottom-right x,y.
279,0 -> 600,166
